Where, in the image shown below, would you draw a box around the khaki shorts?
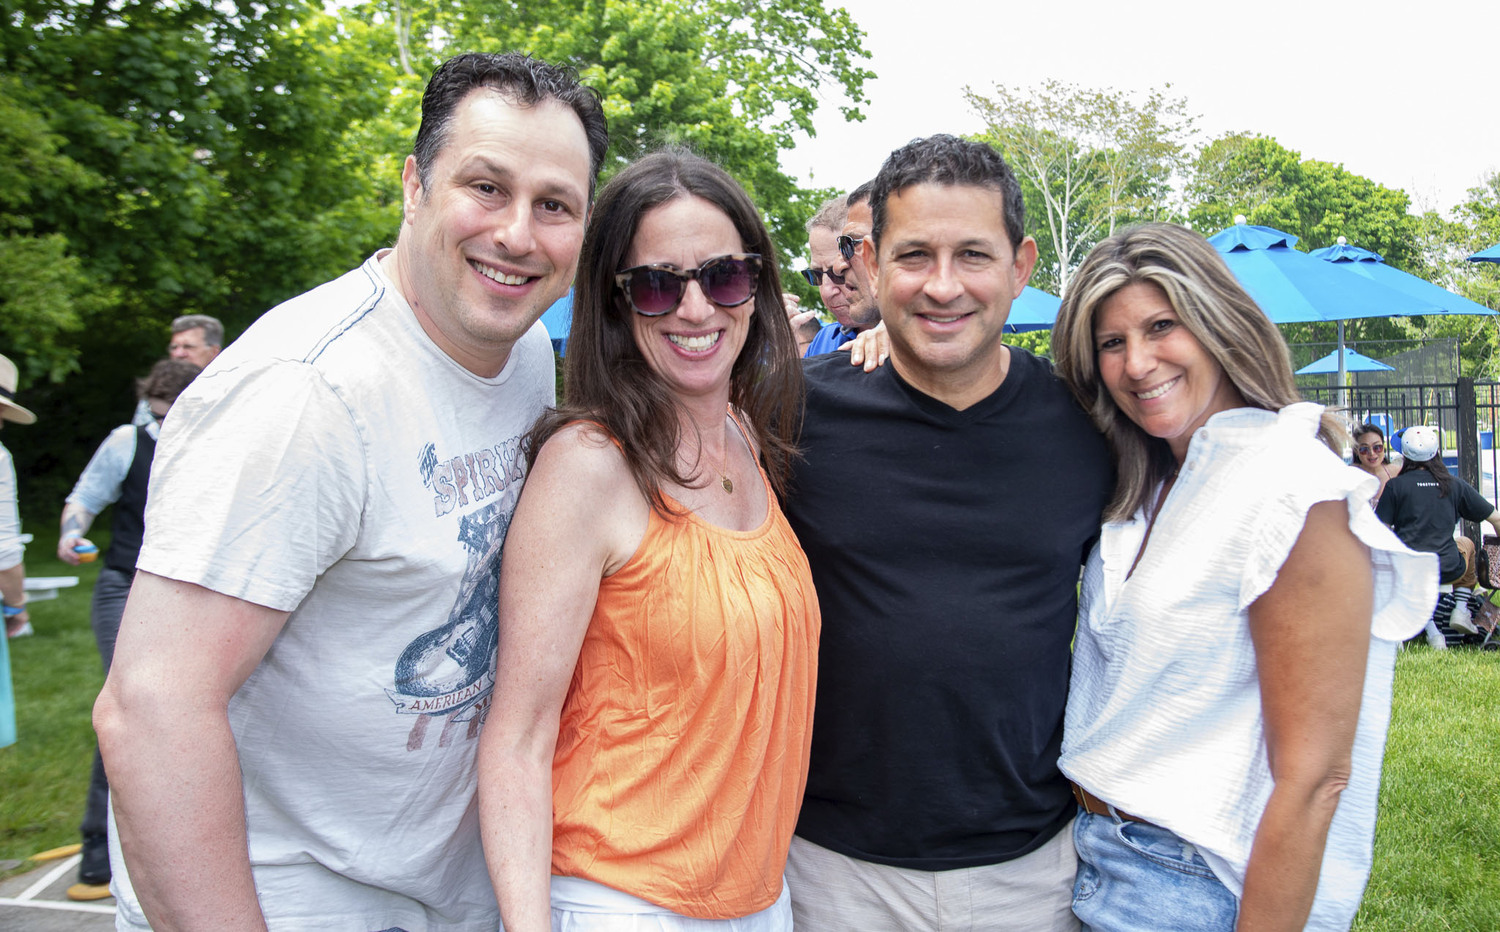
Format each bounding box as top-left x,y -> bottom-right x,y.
784,823 -> 1080,932
1455,535 -> 1478,589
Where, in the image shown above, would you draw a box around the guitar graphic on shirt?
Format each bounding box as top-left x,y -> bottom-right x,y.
393,567 -> 499,700
389,499 -> 509,716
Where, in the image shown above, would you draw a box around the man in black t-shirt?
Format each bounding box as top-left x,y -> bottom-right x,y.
782,135 -> 1112,931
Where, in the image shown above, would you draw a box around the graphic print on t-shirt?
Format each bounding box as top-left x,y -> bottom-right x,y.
389,438 -> 526,750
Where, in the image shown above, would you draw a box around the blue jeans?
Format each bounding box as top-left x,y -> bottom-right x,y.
1071,810 -> 1238,932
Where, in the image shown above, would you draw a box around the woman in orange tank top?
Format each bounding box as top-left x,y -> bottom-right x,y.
479,150 -> 818,932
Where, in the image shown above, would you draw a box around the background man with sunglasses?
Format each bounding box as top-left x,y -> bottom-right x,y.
95,52 -> 608,932
782,135 -> 1111,931
830,182 -> 883,338
798,194 -> 856,356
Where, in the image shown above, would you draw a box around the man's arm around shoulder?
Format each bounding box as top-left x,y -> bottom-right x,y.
95,571 -> 290,932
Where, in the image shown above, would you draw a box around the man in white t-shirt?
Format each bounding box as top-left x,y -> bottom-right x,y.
94,52 -> 608,932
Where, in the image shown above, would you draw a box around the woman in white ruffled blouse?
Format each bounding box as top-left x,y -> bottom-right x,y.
1050,223 -> 1433,932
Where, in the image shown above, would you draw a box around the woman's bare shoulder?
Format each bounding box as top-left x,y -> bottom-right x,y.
533,420 -> 631,485
517,421 -> 650,575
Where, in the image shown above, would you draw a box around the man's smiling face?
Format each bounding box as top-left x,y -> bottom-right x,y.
868,182 -> 1036,405
394,89 -> 592,376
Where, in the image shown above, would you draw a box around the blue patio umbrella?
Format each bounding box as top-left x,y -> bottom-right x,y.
1209,219 -> 1451,391
538,290 -> 573,354
1308,235 -> 1498,387
1296,347 -> 1394,376
1310,238 -> 1496,318
1207,220 -> 1435,324
1469,243 -> 1500,263
1004,285 -> 1061,333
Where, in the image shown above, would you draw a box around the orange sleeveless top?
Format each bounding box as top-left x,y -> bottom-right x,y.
549,455 -> 820,919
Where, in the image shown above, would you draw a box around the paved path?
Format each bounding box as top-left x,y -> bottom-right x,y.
0,853 -> 116,931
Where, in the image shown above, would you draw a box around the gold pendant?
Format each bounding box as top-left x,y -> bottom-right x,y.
722,475 -> 734,494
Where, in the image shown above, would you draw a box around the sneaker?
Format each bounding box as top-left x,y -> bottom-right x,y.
1424,620 -> 1448,649
5,620 -> 33,638
1450,601 -> 1479,635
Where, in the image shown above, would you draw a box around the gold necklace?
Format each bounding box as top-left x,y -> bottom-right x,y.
714,436 -> 734,494
692,420 -> 735,494
714,416 -> 736,494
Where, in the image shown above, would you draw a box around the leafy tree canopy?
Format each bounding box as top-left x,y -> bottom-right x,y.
359,0 -> 873,271
966,80 -> 1194,295
1,0 -> 873,510
1187,132 -> 1418,270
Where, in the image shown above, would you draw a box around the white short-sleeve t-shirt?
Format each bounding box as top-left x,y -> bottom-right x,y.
117,253 -> 555,932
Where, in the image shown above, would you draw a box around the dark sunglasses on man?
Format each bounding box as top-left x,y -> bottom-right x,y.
836,234 -> 864,262
614,254 -> 761,317
800,267 -> 846,287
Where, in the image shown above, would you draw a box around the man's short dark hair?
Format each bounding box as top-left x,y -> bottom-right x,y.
846,181 -> 874,210
171,314 -> 223,347
412,52 -> 610,200
868,135 -> 1025,251
137,358 -> 201,404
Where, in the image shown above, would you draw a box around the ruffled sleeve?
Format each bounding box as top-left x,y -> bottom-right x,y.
1238,403 -> 1435,642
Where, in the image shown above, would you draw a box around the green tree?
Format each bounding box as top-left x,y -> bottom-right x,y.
1399,175 -> 1500,377
1187,133 -> 1418,269
0,1 -> 402,354
1452,172 -> 1500,312
965,80 -> 1194,295
1,1 -> 401,508
356,0 -> 874,269
0,75 -> 104,383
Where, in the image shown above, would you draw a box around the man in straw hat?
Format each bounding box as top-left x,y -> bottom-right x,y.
1,352 -> 36,640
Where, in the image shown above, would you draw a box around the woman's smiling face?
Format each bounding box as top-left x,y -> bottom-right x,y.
1095,282 -> 1246,462
1355,431 -> 1386,469
625,196 -> 755,403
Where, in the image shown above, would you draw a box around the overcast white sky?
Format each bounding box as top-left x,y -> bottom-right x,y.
783,0 -> 1499,217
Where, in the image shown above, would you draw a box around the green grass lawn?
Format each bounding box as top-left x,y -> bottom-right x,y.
2,534 -> 1496,927
1355,646 -> 1500,931
1,525 -> 105,869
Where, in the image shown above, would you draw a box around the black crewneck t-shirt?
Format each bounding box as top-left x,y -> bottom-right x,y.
784,348 -> 1112,869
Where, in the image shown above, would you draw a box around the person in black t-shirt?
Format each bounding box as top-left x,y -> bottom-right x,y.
1376,424 -> 1500,647
782,134 -> 1111,932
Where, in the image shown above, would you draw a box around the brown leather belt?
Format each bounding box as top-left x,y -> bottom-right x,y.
1071,783 -> 1150,824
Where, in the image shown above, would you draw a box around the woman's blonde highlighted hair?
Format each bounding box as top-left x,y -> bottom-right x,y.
1053,223 -> 1345,521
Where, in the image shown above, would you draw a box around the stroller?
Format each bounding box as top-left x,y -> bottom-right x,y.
1461,539 -> 1500,650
